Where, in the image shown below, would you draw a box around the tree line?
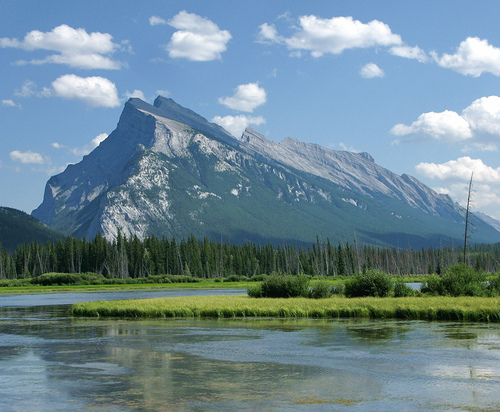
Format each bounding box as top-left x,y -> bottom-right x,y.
1,232 -> 500,279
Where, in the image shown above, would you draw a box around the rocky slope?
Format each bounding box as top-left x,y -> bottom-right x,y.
32,96 -> 500,248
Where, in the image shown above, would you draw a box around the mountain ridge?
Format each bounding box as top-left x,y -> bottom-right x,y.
31,96 -> 500,248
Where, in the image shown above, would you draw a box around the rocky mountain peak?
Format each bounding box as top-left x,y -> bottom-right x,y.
31,97 -> 500,247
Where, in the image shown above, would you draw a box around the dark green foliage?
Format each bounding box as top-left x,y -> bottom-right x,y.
393,278 -> 415,297
3,230 -> 500,282
421,263 -> 491,297
0,207 -> 65,252
31,272 -> 106,286
246,283 -> 262,298
344,270 -> 393,297
258,273 -> 310,298
309,280 -> 334,299
488,274 -> 500,294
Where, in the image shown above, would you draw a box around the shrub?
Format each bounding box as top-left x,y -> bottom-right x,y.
422,263 -> 488,297
393,278 -> 414,297
309,280 -> 334,299
344,270 -> 393,298
258,274 -> 310,298
488,274 -> 500,296
31,272 -> 106,286
247,284 -> 262,298
421,275 -> 445,295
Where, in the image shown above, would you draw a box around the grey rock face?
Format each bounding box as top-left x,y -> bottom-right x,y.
32,97 -> 500,247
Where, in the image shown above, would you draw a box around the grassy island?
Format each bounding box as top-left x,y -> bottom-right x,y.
71,295 -> 500,322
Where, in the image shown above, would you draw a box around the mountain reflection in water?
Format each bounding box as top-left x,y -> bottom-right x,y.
0,290 -> 499,411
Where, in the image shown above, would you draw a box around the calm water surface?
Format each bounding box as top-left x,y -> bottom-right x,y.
0,290 -> 499,411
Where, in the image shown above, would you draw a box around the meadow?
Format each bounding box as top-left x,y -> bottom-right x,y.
71,295 -> 500,322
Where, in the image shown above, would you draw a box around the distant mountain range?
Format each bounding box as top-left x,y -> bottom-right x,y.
31,96 -> 500,248
0,207 -> 64,252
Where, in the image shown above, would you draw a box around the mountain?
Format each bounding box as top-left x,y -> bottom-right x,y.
0,207 -> 65,252
32,96 -> 500,248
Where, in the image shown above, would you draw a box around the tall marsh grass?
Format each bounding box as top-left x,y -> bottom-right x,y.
71,295 -> 500,322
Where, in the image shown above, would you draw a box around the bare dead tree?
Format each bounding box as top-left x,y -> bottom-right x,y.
463,172 -> 474,264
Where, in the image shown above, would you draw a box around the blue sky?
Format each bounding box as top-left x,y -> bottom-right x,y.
2,1 -> 500,221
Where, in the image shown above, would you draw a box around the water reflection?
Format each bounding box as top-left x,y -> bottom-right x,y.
0,292 -> 499,411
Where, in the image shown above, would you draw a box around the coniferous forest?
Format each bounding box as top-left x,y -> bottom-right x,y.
1,232 -> 500,280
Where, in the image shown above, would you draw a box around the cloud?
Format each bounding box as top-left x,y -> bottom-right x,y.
218,83 -> 267,112
50,74 -> 121,108
461,96 -> 500,136
125,89 -> 147,101
91,133 -> 108,147
391,110 -> 473,142
360,62 -> 385,78
156,89 -> 170,97
166,11 -> 231,61
212,115 -> 265,137
391,95 -> 500,150
415,157 -> 500,212
389,45 -> 429,63
149,16 -> 167,26
431,37 -> 500,77
2,99 -> 20,108
0,24 -> 123,69
10,150 -> 49,164
258,15 -> 402,57
15,80 -> 37,97
54,133 -> 109,157
416,157 -> 500,182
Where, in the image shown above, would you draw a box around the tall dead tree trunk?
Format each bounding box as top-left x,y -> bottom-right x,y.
463,172 -> 473,264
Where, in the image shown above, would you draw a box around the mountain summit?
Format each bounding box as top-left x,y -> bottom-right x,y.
32,97 -> 500,247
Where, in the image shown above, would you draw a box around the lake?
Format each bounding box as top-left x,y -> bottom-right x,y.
1,289 -> 499,411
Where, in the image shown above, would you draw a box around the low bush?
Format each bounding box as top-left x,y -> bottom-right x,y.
246,283 -> 262,298
309,280 -> 336,299
488,274 -> 500,295
421,264 -> 490,297
393,278 -> 415,297
344,270 -> 393,298
31,272 -> 106,286
257,274 -> 310,298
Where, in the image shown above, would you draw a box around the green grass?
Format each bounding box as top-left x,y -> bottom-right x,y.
70,295 -> 500,322
0,280 -> 253,294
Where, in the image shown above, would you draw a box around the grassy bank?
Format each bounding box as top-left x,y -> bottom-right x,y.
70,295 -> 500,322
0,281 -> 253,294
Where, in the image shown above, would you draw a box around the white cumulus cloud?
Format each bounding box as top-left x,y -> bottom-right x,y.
431,37 -> 500,77
0,24 -> 123,69
218,83 -> 267,112
166,11 -> 231,61
50,74 -> 121,108
258,15 -> 402,57
212,115 -> 265,137
125,89 -> 147,101
10,150 -> 49,164
391,95 -> 500,150
391,110 -> 473,142
360,63 -> 385,78
415,157 -> 500,213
